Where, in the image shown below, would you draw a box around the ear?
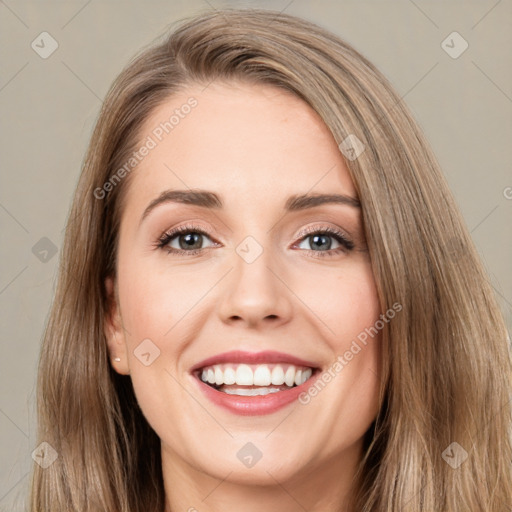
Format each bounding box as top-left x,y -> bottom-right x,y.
104,276 -> 130,375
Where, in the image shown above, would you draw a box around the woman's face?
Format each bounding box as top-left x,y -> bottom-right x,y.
106,81 -> 382,488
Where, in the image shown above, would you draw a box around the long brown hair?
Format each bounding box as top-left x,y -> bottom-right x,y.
30,8 -> 512,511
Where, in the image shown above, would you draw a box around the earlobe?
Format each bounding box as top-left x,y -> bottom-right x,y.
104,276 -> 131,375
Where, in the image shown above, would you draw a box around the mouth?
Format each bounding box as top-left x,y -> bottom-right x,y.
193,362 -> 319,396
189,350 -> 322,414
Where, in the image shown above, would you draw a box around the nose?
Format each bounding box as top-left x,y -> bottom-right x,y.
217,247 -> 293,329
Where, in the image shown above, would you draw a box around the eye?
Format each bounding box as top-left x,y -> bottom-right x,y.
294,226 -> 354,258
155,224 -> 355,258
156,224 -> 218,255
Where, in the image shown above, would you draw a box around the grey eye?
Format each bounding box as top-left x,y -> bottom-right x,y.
297,233 -> 341,251
167,232 -> 215,251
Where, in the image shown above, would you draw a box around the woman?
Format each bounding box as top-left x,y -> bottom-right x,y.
29,7 -> 512,512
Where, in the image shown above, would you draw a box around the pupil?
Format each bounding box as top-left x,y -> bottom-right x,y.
311,234 -> 331,251
180,233 -> 202,250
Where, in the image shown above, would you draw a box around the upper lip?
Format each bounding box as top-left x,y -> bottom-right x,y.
190,350 -> 321,373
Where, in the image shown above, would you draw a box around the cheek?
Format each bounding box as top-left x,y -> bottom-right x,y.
294,259 -> 382,405
117,255 -> 207,341
296,269 -> 382,455
295,258 -> 381,344
115,259 -> 198,432
116,254 -> 217,407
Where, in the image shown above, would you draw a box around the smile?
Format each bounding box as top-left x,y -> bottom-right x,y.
197,363 -> 314,396
190,350 -> 322,415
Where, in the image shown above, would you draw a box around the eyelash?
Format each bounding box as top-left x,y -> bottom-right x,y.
155,224 -> 218,257
155,223 -> 355,258
293,225 -> 355,257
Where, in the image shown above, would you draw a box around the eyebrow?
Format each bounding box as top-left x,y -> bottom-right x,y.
285,193 -> 360,210
140,189 -> 360,224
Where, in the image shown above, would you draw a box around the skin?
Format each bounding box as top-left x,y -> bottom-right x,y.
105,81 -> 382,512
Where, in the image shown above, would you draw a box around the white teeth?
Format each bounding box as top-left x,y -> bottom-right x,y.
223,366 -> 236,385
199,362 -> 315,388
253,365 -> 272,386
301,368 -> 312,384
284,366 -> 295,387
295,369 -> 312,385
271,366 -> 285,385
214,366 -> 223,386
235,364 -> 253,385
222,387 -> 283,396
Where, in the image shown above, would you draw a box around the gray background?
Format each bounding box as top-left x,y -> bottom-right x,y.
1,1 -> 511,509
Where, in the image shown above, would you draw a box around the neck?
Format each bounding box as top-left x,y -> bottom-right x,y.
161,441 -> 362,512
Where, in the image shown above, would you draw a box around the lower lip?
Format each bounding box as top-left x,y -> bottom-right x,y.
193,371 -> 320,416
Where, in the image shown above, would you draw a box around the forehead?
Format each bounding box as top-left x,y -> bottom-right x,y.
124,81 -> 356,211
